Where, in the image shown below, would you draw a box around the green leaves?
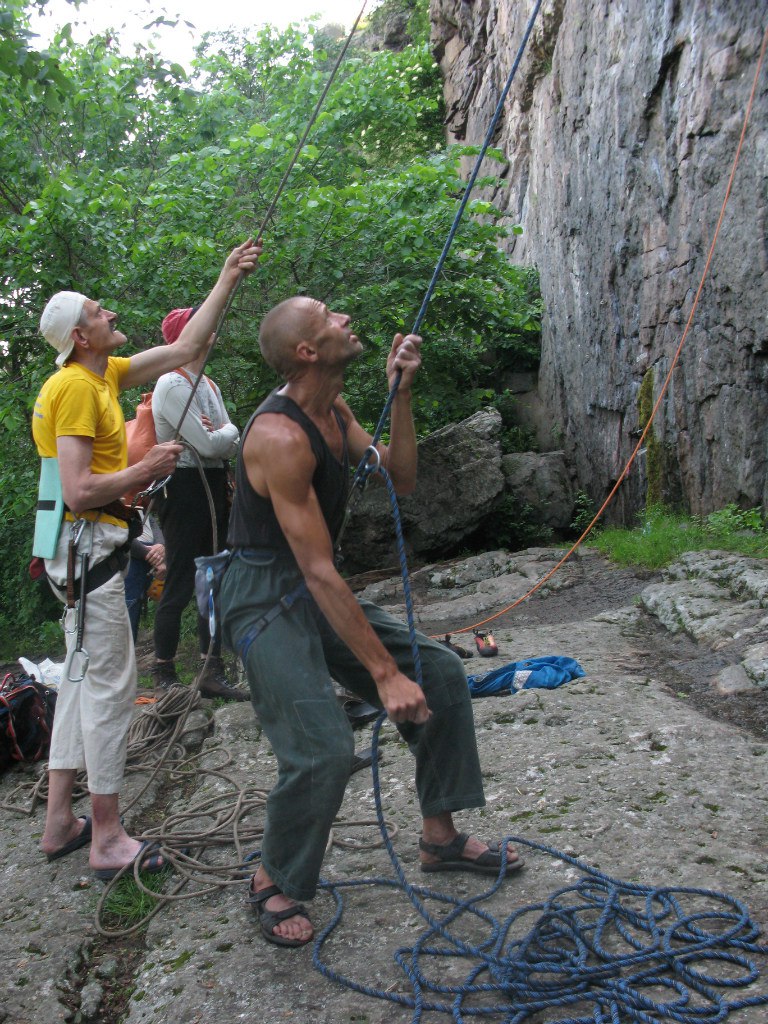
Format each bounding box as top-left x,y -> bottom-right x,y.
0,5 -> 542,657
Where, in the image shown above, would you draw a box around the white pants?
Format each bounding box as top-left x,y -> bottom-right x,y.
46,521 -> 136,794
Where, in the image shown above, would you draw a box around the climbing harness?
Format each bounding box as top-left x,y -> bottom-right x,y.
232,572 -> 308,665
53,515 -> 137,681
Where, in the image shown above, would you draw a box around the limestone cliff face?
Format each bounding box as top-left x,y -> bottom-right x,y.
432,0 -> 767,521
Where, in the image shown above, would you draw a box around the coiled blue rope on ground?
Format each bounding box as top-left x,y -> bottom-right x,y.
315,727 -> 768,1022
312,466 -> 768,1022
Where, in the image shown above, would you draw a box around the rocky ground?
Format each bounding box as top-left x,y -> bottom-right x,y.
2,546 -> 767,1024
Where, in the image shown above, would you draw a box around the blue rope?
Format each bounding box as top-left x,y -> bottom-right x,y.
379,464 -> 423,685
350,0 -> 544,495
314,822 -> 768,1022
312,471 -> 768,1022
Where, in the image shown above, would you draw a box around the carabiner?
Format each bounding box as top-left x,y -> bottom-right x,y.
70,516 -> 87,547
64,643 -> 89,683
362,445 -> 381,473
61,605 -> 77,635
135,474 -> 172,505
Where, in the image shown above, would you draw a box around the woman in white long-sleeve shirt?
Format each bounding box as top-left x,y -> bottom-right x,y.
150,306 -> 248,701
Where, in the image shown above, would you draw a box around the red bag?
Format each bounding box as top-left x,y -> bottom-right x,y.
123,393 -> 156,503
125,393 -> 156,466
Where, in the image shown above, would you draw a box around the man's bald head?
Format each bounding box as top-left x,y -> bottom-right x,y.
259,297 -> 321,379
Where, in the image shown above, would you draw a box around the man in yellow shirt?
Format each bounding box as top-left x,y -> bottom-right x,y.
33,239 -> 261,879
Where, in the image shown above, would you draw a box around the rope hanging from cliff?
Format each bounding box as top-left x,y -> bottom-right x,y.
441,21 -> 768,641
345,0 -> 544,511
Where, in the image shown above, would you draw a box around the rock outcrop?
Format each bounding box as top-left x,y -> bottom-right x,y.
343,408 -> 505,573
431,0 -> 767,522
341,408 -> 576,573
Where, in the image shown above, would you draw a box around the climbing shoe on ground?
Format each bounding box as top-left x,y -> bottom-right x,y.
436,634 -> 471,659
473,630 -> 498,657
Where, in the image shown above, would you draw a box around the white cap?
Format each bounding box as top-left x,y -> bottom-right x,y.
40,291 -> 88,366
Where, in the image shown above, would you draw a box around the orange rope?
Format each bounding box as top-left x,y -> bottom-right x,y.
442,25 -> 768,639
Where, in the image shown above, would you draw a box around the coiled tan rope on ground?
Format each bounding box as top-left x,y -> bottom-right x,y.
2,653 -> 393,936
94,721 -> 396,937
0,686 -> 199,817
94,729 -> 396,937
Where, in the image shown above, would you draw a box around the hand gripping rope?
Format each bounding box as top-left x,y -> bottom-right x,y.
337,0 -> 544,545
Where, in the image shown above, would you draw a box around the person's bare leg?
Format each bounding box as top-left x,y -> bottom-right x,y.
250,864 -> 313,944
40,768 -> 86,855
89,793 -> 147,872
420,811 -> 521,867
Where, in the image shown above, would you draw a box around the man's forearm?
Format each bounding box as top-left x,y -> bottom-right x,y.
383,389 -> 418,494
62,464 -> 156,512
302,561 -> 400,687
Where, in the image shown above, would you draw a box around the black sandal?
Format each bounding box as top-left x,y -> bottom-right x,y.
247,882 -> 313,948
339,694 -> 381,727
419,832 -> 524,876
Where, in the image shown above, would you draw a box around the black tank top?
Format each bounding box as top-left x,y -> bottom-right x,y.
227,390 -> 350,555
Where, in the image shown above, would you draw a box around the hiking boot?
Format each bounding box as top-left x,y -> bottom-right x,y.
152,660 -> 181,692
198,657 -> 249,702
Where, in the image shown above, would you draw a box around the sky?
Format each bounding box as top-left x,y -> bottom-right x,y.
29,0 -> 373,68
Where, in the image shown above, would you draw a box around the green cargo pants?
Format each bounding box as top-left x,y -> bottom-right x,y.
220,548 -> 486,902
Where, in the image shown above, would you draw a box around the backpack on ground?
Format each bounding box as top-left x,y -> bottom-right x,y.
0,672 -> 57,772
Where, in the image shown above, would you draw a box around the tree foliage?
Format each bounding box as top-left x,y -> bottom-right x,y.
0,1 -> 541,656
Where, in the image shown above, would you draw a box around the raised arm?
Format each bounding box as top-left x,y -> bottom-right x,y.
121,239 -> 262,390
342,331 -> 422,495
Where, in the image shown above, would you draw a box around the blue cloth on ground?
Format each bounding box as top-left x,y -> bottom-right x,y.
466,656 -> 586,697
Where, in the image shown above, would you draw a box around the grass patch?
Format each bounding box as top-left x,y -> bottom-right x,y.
100,869 -> 172,930
586,504 -> 767,570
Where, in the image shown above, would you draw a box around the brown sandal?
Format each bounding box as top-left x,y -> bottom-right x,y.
247,882 -> 313,948
419,832 -> 524,876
